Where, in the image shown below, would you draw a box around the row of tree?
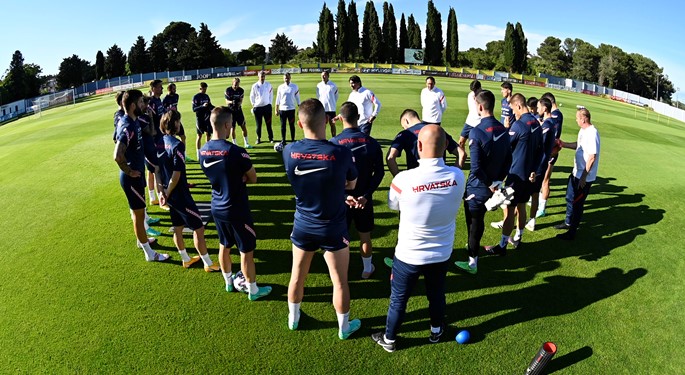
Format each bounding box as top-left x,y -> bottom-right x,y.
0,51 -> 44,104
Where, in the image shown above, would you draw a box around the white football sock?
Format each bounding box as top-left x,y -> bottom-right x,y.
178,249 -> 191,263
515,229 -> 524,240
148,190 -> 156,202
200,253 -> 212,267
337,311 -> 350,333
468,256 -> 478,268
222,271 -> 233,287
248,282 -> 259,295
139,242 -> 156,260
244,136 -> 249,146
362,256 -> 373,272
539,199 -> 547,210
384,334 -> 395,343
430,326 -> 442,333
288,302 -> 301,325
196,150 -> 200,160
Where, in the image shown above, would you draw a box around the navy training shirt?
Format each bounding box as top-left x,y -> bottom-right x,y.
283,139 -> 358,231
390,122 -> 459,170
225,86 -> 245,111
160,135 -> 190,201
112,109 -> 125,142
466,116 -> 511,197
138,113 -> 158,172
149,96 -> 165,135
501,98 -> 516,126
163,93 -> 180,111
192,93 -> 213,122
199,139 -> 253,222
508,112 -> 534,179
330,127 -> 385,200
116,115 -> 145,174
551,109 -> 564,139
536,118 -> 556,176
526,112 -> 544,178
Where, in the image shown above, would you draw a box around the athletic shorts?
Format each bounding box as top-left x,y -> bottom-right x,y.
530,176 -> 544,194
168,193 -> 204,230
290,225 -> 350,252
142,136 -> 159,173
119,172 -> 147,210
325,111 -> 336,122
232,108 -> 246,127
215,219 -> 256,253
460,123 -> 474,138
506,174 -> 531,205
346,200 -> 374,233
196,119 -> 212,135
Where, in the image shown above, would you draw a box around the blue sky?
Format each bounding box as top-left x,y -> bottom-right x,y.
1,0 -> 682,99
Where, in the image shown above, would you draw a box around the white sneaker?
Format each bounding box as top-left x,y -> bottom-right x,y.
525,219 -> 535,231
490,220 -> 504,229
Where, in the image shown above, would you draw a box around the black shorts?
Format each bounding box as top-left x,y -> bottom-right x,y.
325,111 -> 336,122
142,137 -> 158,173
168,193 -> 204,230
290,225 -> 350,252
346,200 -> 374,233
215,219 -> 256,253
460,123 -> 474,138
232,108 -> 246,127
196,119 -> 212,135
119,172 -> 147,210
506,174 -> 531,205
530,176 -> 544,194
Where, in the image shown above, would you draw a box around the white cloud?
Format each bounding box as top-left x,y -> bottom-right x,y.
213,17 -> 248,38
219,23 -> 319,51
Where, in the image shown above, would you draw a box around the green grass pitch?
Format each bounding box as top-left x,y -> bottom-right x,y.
1,73 -> 684,373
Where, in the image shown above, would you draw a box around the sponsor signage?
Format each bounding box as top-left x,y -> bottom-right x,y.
404,48 -> 424,64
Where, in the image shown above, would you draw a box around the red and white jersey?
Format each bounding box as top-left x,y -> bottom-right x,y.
276,82 -> 301,111
316,80 -> 339,112
348,87 -> 381,125
388,158 -> 465,265
421,87 -> 447,123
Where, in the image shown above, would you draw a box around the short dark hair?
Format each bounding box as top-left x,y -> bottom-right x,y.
426,76 -> 435,83
150,79 -> 163,89
501,81 -> 513,90
160,110 -> 182,135
349,75 -> 361,85
470,80 -> 481,92
122,89 -> 143,112
115,91 -> 125,106
167,83 -> 176,90
538,97 -> 552,114
399,109 -> 420,121
142,96 -> 150,104
200,82 -> 208,88
339,101 -> 359,126
527,97 -> 538,109
475,90 -> 495,112
298,98 -> 326,131
541,92 -> 556,104
510,93 -> 526,108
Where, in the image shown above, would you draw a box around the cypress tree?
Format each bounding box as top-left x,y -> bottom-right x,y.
446,7 -> 459,66
335,0 -> 348,61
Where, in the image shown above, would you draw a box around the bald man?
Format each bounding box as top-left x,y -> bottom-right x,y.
371,125 -> 465,352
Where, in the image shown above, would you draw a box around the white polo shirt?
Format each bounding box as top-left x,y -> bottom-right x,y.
421,87 -> 447,123
316,80 -> 339,112
464,91 -> 481,127
348,87 -> 381,125
250,81 -> 273,108
388,158 -> 465,265
276,83 -> 300,111
573,124 -> 600,182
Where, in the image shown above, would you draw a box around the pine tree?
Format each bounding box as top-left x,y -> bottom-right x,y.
503,22 -> 516,72
398,13 -> 408,62
270,33 -> 299,64
424,1 -> 443,66
361,1 -> 372,61
335,0 -> 348,61
367,1 -> 382,62
148,34 -> 167,72
95,51 -> 105,80
446,7 -> 459,66
104,44 -> 126,78
347,0 -> 360,60
127,36 -> 149,74
384,3 -> 397,63
317,3 -> 335,62
3,50 -> 27,101
515,22 -> 528,73
196,23 -> 226,68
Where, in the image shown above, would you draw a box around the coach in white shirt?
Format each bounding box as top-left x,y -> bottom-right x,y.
275,73 -> 301,143
420,76 -> 447,124
371,125 -> 465,352
249,70 -> 274,143
555,107 -> 600,241
347,75 -> 381,135
316,70 -> 339,137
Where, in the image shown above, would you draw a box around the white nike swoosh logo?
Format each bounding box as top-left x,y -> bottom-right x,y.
202,159 -> 224,168
157,151 -> 165,158
493,133 -> 504,142
351,145 -> 366,151
294,166 -> 328,175
531,126 -> 540,132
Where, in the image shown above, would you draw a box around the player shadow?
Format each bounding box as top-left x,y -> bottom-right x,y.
392,267 -> 646,346
546,345 -> 594,373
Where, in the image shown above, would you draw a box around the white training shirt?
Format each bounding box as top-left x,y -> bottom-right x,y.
573,124 -> 600,182
421,87 -> 447,123
465,91 -> 481,127
348,87 -> 381,125
388,158 -> 465,266
275,83 -> 301,111
316,80 -> 339,112
250,81 -> 273,108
